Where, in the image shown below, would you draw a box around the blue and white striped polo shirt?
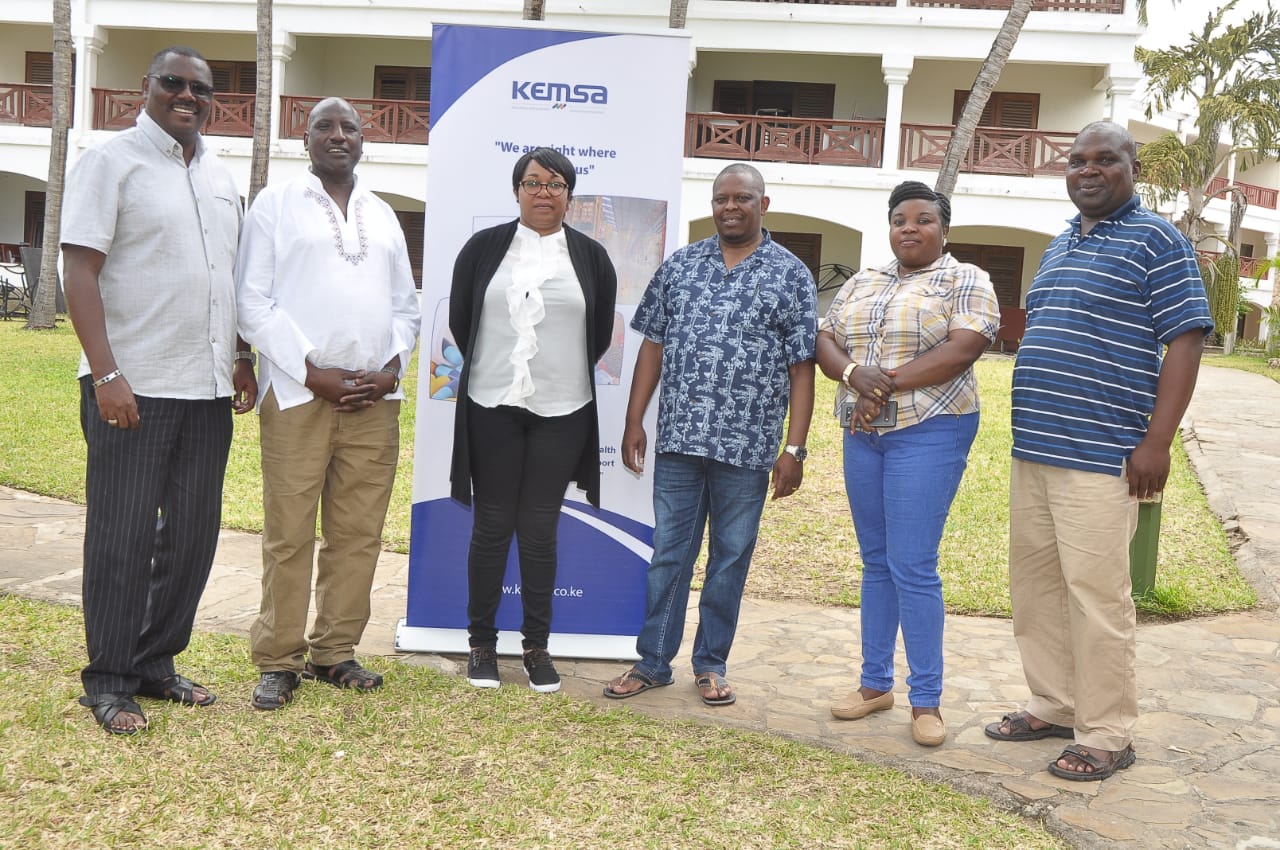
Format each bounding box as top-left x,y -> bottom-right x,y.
1011,196 -> 1213,476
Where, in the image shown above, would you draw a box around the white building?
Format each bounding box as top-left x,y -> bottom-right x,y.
2,0 -> 1275,342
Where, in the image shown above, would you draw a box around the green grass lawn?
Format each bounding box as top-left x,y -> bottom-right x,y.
0,595 -> 1069,850
0,322 -> 1256,617
1203,350 -> 1280,383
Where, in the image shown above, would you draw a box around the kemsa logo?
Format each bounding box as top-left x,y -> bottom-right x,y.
511,81 -> 608,105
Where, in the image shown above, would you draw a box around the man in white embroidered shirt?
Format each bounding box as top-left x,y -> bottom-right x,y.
235,97 -> 421,710
63,46 -> 255,736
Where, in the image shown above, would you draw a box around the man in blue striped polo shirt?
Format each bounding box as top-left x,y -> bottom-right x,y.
986,121 -> 1213,780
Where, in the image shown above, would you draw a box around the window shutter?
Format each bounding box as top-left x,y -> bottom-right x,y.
713,80 -> 753,115
770,231 -> 822,278
953,91 -> 1039,129
26,53 -> 54,85
793,83 -> 835,119
375,67 -> 431,101
948,243 -> 1024,307
395,210 -> 425,287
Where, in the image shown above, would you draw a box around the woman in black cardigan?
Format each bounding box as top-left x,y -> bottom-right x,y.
448,147 -> 617,693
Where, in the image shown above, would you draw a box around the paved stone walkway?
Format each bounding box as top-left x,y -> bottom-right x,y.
2,364 -> 1278,850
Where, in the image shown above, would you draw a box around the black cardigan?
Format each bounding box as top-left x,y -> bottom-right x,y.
448,220 -> 618,508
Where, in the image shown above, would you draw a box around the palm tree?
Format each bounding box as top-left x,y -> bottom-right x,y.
670,0 -> 688,29
1136,0 -> 1280,343
523,0 -> 545,20
248,0 -> 272,206
934,0 -> 1035,198
26,0 -> 72,330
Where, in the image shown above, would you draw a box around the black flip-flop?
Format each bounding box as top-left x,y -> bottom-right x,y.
695,672 -> 736,706
984,711 -> 1073,742
79,693 -> 148,736
1047,744 -> 1136,781
603,667 -> 672,699
137,673 -> 217,706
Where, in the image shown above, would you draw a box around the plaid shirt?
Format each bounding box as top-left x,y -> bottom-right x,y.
819,252 -> 999,432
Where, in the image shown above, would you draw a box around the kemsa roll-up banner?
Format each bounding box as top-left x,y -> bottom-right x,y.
396,24 -> 689,659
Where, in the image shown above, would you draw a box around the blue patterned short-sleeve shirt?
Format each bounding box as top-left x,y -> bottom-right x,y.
631,231 -> 817,472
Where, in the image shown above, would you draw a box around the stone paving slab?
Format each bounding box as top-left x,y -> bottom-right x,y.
3,364 -> 1279,849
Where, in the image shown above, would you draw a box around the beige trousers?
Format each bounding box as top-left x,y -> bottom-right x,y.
251,389 -> 400,672
1009,458 -> 1139,752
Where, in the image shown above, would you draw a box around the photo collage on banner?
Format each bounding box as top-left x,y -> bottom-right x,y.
397,24 -> 690,658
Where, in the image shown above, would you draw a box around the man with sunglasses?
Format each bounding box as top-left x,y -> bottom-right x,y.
62,46 -> 253,735
235,98 -> 420,710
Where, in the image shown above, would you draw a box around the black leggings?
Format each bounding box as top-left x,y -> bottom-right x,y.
465,400 -> 592,649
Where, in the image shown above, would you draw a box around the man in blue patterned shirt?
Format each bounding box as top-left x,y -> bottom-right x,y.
985,122 -> 1213,780
604,163 -> 817,706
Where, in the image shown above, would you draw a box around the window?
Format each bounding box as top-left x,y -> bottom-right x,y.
712,80 -> 835,119
207,61 -> 256,95
947,243 -> 1024,308
25,192 -> 46,248
26,52 -> 76,85
395,210 -> 424,287
374,67 -> 431,101
952,91 -> 1040,129
770,231 -> 822,278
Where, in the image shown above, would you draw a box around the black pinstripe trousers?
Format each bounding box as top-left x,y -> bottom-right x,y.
78,377 -> 233,696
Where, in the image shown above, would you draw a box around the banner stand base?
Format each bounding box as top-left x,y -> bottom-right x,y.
395,619 -> 640,662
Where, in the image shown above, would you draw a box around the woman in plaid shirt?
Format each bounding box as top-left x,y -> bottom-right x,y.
816,181 -> 999,747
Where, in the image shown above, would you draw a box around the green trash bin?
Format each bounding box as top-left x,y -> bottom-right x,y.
1128,495 -> 1162,598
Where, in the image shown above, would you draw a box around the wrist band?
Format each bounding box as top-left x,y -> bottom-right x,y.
841,362 -> 858,386
92,370 -> 121,389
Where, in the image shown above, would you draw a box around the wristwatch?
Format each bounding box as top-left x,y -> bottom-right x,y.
379,366 -> 400,393
784,444 -> 808,462
234,350 -> 257,366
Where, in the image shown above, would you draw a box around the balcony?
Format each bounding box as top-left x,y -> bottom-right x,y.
280,96 -> 429,145
91,89 -> 256,137
1197,251 -> 1268,279
685,112 -> 884,167
0,83 -> 67,128
1206,176 -> 1279,211
900,123 -> 1076,177
716,0 -> 1122,9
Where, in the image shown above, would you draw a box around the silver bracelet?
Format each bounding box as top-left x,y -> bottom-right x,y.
92,370 -> 121,389
379,366 -> 400,393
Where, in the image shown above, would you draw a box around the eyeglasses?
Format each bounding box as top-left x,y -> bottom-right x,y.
520,179 -> 568,197
148,74 -> 215,100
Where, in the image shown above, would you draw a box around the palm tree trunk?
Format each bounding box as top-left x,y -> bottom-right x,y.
248,0 -> 273,207
523,0 -> 545,20
26,0 -> 72,329
670,0 -> 688,28
934,0 -> 1034,198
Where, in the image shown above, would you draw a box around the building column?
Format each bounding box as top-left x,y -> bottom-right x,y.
70,29 -> 106,146
1101,64 -> 1141,128
881,56 -> 913,173
269,36 -> 295,145
1266,233 -> 1279,284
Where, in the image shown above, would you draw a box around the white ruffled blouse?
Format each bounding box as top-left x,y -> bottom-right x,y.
466,223 -> 591,416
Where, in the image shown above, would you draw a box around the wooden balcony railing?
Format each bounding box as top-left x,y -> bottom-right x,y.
0,82 -> 69,127
685,112 -> 884,167
713,0 -> 1121,9
91,89 -> 256,137
280,96 -> 430,144
1197,251 -> 1269,279
1206,175 -> 1279,211
900,123 -> 1076,177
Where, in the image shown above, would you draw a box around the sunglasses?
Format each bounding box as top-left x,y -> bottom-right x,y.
148,74 -> 215,100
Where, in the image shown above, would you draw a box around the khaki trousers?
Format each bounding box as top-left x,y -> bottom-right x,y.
1009,458 -> 1139,752
251,389 -> 400,672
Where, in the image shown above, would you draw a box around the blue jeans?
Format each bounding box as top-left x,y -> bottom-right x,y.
844,413 -> 978,708
634,453 -> 770,682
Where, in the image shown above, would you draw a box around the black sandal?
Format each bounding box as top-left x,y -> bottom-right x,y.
137,674 -> 217,706
303,659 -> 383,691
252,671 -> 301,711
1047,744 -> 1136,781
79,693 -> 148,736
